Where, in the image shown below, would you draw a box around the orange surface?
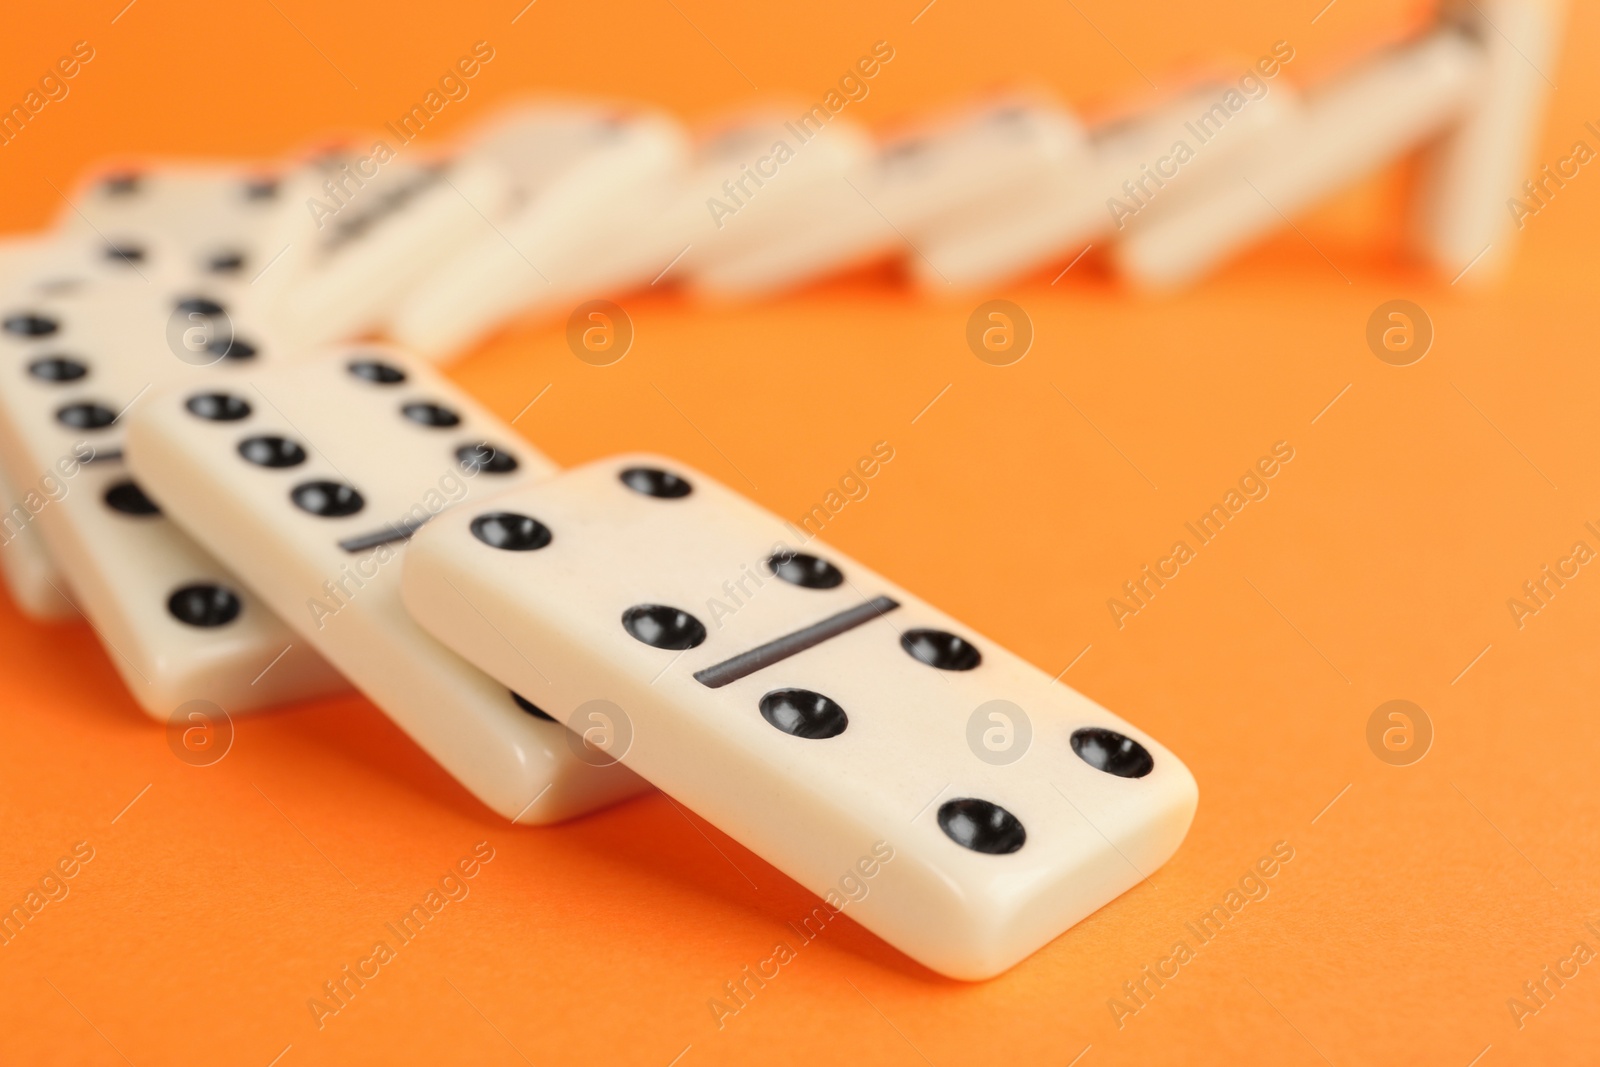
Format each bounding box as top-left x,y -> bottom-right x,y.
2,2 -> 1599,1064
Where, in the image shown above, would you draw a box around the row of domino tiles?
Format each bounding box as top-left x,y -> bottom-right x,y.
0,201 -> 1204,979
344,2 -> 1554,359
0,255 -> 1201,982
15,1 -> 1569,359
0,0 -> 1560,980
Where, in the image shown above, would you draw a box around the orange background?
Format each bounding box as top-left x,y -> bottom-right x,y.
2,1 -> 1598,1064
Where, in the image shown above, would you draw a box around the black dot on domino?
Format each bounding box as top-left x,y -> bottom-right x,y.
291,480 -> 364,518
1071,727 -> 1154,779
347,359 -> 406,384
186,393 -> 251,421
104,480 -> 160,516
402,401 -> 460,428
207,250 -> 246,274
510,691 -> 556,722
28,355 -> 88,382
244,178 -> 278,200
167,583 -> 241,628
469,512 -> 551,551
619,467 -> 692,498
56,401 -> 116,430
238,435 -> 306,468
759,688 -> 847,739
104,244 -> 145,265
4,313 -> 58,338
456,443 -> 518,474
174,297 -> 226,317
901,629 -> 982,671
103,173 -> 141,196
938,798 -> 1026,854
621,604 -> 706,650
207,337 -> 257,361
768,552 -> 843,589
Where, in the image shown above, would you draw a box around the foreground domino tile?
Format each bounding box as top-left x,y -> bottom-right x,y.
1414,0 -> 1566,284
913,78 -> 1298,290
0,282 -> 345,716
400,455 -> 1197,978
125,349 -> 648,822
386,105 -> 688,359
1117,28 -> 1485,290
